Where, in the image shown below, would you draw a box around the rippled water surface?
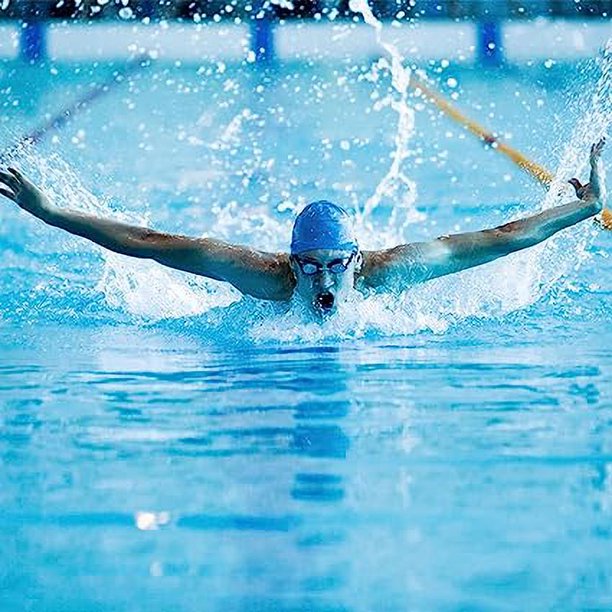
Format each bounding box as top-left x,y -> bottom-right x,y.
0,44 -> 611,610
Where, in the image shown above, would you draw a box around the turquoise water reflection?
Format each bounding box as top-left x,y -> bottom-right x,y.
0,55 -> 611,609
1,320 -> 611,609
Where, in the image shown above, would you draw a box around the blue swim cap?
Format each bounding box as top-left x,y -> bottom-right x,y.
290,200 -> 357,255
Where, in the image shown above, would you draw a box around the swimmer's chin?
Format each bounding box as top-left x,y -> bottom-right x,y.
312,304 -> 337,320
289,292 -> 347,322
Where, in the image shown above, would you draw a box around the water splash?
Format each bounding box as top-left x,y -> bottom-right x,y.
430,42 -> 612,323
1,148 -> 237,320
531,39 -> 611,296
544,40 -> 611,211
349,0 -> 421,246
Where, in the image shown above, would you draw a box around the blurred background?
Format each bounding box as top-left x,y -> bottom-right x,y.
0,0 -> 611,21
0,1 -> 611,66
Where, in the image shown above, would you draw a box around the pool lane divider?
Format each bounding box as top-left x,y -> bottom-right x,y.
410,73 -> 612,230
1,54 -> 152,161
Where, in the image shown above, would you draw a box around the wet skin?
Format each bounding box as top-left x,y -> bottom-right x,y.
289,248 -> 364,318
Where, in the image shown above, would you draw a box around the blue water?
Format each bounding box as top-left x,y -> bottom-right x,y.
0,48 -> 611,610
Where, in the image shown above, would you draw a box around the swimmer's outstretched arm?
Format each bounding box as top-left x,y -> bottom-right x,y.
0,168 -> 294,300
363,139 -> 607,289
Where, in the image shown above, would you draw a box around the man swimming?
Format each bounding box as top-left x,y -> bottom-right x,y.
0,139 -> 606,318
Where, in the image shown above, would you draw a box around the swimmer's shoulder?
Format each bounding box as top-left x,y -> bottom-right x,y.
192,242 -> 295,301
241,250 -> 295,301
359,247 -> 406,288
359,245 -> 426,290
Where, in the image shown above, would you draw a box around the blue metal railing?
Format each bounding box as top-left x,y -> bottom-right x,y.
252,0 -> 275,64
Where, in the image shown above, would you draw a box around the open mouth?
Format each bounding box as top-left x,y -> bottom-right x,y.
315,291 -> 335,312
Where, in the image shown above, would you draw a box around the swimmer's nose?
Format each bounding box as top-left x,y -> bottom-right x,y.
317,271 -> 335,290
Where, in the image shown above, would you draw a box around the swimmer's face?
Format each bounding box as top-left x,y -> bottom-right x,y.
290,248 -> 362,317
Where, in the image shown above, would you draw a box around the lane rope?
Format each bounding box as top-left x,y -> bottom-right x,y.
1,54 -> 151,160
409,73 -> 611,230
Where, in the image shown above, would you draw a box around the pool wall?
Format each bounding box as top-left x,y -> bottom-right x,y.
0,19 -> 611,63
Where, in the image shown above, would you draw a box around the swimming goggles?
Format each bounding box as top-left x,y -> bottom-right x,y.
294,250 -> 357,275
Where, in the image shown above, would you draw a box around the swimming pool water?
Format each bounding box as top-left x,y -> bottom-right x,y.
0,50 -> 611,610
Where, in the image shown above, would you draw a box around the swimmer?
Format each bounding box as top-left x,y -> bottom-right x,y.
0,138 -> 606,318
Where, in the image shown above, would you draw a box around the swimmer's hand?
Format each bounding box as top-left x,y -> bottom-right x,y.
0,167 -> 55,222
568,137 -> 607,212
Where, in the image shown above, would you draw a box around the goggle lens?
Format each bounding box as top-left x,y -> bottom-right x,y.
296,251 -> 356,276
301,262 -> 319,275
329,262 -> 349,274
